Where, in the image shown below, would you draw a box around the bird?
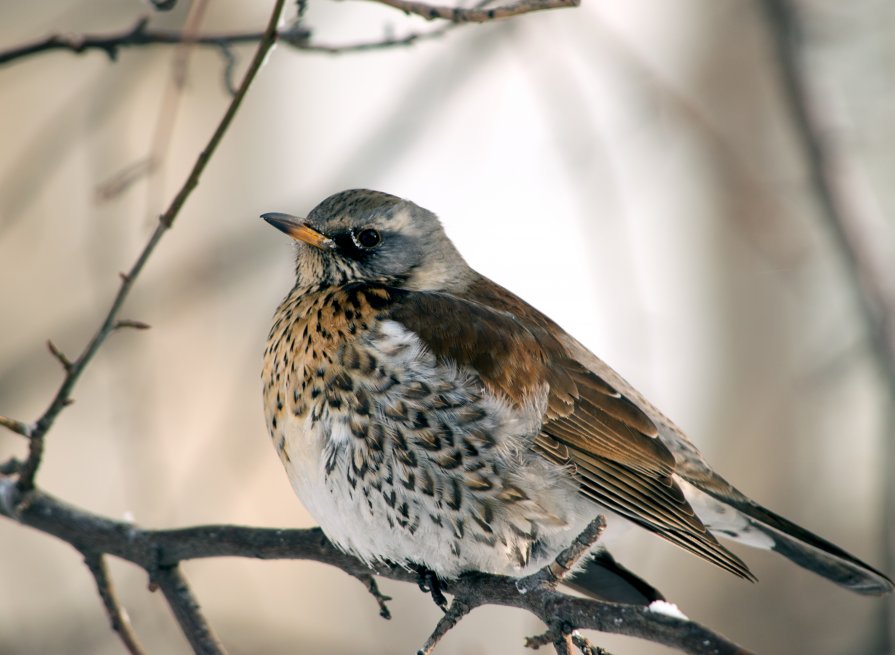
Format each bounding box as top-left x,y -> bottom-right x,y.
260,188 -> 893,605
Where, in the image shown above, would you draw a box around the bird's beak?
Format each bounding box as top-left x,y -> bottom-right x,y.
261,212 -> 336,251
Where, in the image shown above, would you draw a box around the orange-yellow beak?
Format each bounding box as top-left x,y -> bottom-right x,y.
261,212 -> 335,251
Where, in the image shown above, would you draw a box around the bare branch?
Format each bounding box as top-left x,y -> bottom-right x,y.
552,625 -> 573,655
417,598 -> 471,654
14,0 -> 288,492
46,339 -> 72,372
363,0 -> 579,23
527,627 -> 614,655
0,484 -> 752,655
83,552 -> 148,655
0,415 -> 32,438
113,319 -> 152,331
0,17 -> 471,67
299,26 -> 458,54
153,565 -> 227,655
571,633 -> 612,655
96,158 -> 155,202
0,458 -> 22,475
0,0 -> 576,68
526,628 -> 555,650
351,571 -> 393,619
0,17 -> 301,66
151,0 -> 178,11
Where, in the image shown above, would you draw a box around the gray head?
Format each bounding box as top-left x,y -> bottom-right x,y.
263,189 -> 472,292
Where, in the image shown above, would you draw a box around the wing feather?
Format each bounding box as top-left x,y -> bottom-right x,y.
383,280 -> 753,580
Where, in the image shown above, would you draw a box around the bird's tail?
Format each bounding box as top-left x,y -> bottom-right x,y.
726,497 -> 891,595
684,478 -> 894,595
566,549 -> 666,605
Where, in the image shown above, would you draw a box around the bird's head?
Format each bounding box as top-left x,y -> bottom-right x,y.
263,189 -> 471,292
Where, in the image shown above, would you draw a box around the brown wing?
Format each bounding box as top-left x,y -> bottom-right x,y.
387,279 -> 753,580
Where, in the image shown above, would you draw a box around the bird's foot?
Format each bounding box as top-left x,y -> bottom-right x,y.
414,565 -> 448,610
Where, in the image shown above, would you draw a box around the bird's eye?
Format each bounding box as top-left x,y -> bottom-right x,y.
353,228 -> 382,250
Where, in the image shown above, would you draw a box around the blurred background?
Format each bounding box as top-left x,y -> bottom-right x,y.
0,0 -> 893,653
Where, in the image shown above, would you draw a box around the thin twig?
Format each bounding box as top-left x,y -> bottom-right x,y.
83,552 -> 148,655
127,0 -> 208,210
153,565 -> 226,655
0,18 -> 465,67
46,340 -> 72,372
0,458 -> 22,475
0,18 -> 300,65
526,629 -> 553,649
526,619 -> 613,654
95,158 -> 155,201
364,0 -> 579,23
552,625 -> 573,655
352,571 -> 393,619
300,27 -> 456,54
0,0 -> 579,68
0,415 -> 32,438
572,633 -> 612,655
15,0 -> 288,492
417,599 -> 471,654
113,319 -> 151,331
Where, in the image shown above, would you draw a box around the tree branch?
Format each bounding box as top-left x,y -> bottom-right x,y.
0,6 -> 511,69
83,552 -> 148,655
0,415 -> 32,438
0,17 -> 303,65
364,0 -> 579,22
0,3 -> 768,654
154,565 -> 227,655
418,598 -> 471,654
0,483 -> 752,655
13,0 -> 287,492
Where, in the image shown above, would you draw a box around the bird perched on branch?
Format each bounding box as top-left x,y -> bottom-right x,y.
261,189 -> 892,605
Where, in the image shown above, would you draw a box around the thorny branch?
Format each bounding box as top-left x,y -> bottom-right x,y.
0,484 -> 752,655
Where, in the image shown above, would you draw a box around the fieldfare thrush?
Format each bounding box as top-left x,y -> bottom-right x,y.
261,189 -> 893,604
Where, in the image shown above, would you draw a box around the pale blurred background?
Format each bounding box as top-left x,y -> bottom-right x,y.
1,1 -> 893,653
